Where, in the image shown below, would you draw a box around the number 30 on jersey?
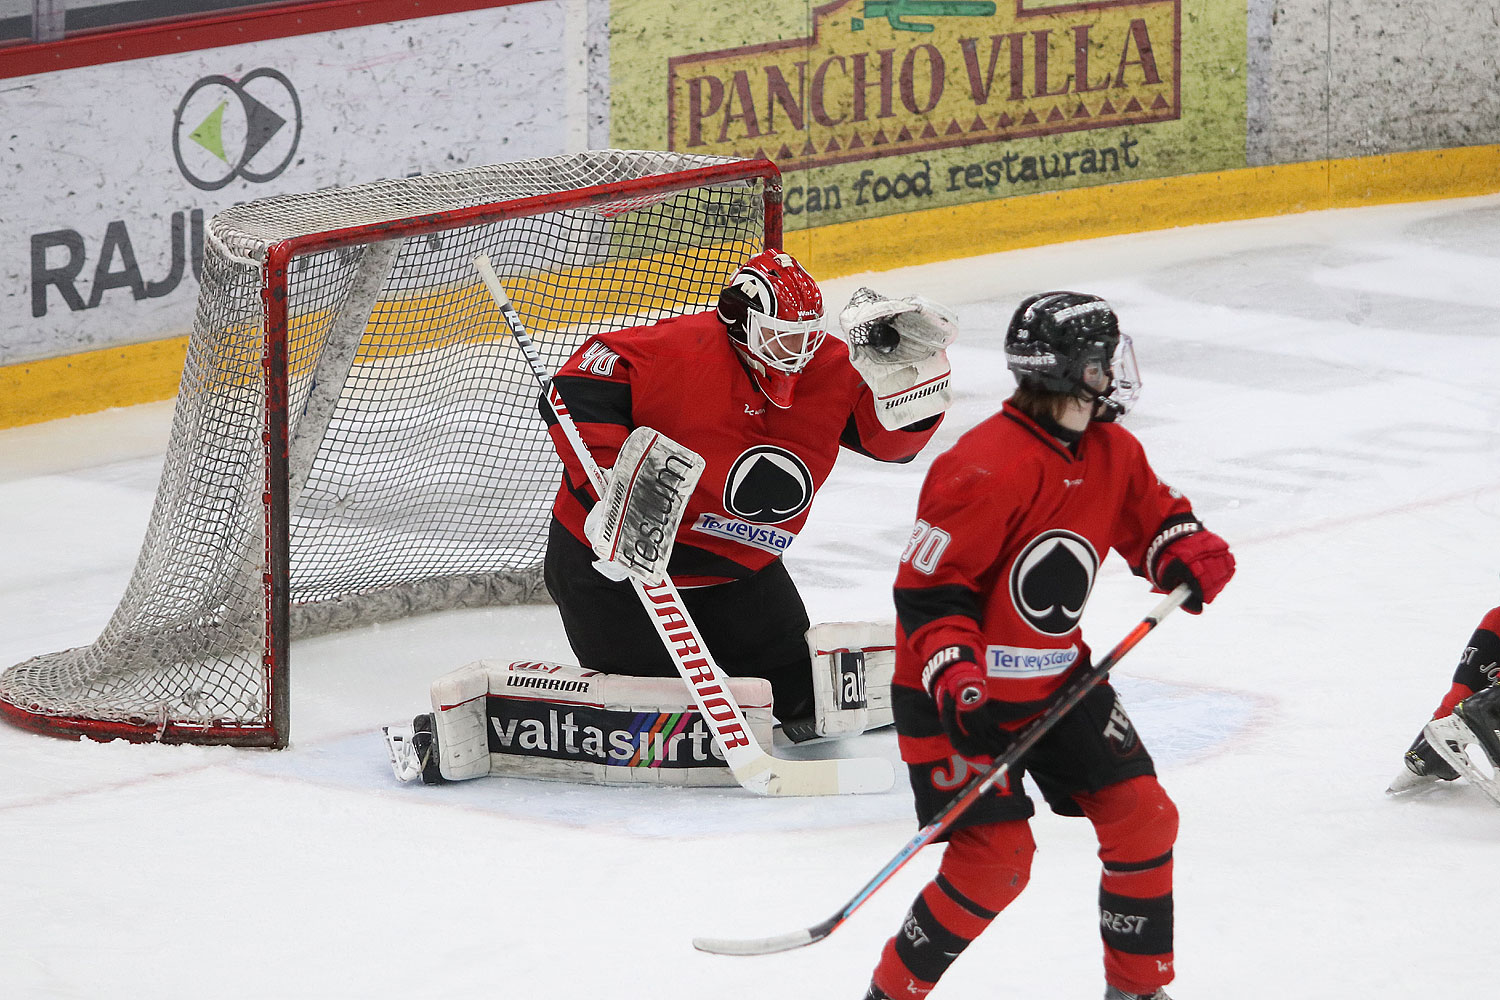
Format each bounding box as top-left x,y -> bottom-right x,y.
900,519 -> 951,575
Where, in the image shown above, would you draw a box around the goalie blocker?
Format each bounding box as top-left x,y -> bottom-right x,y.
385,622 -> 896,786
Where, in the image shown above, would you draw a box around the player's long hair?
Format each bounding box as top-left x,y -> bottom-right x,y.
1011,384 -> 1084,423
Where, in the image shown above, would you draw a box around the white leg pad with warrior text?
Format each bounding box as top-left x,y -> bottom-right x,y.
428,659 -> 774,787
806,621 -> 896,738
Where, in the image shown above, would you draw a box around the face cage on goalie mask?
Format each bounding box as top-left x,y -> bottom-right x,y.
744,311 -> 828,374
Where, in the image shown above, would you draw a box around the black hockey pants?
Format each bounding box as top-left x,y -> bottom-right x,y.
543,518 -> 815,721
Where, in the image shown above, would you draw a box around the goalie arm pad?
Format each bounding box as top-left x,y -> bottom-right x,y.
840,288 -> 958,430
582,425 -> 705,585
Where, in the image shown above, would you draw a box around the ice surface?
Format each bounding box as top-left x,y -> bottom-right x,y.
2,195 -> 1498,999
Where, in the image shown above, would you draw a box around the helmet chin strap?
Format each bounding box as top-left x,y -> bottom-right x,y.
1079,376 -> 1124,423
1089,390 -> 1124,423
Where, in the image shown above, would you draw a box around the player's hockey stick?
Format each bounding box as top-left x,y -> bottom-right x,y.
692,583 -> 1191,954
473,253 -> 894,797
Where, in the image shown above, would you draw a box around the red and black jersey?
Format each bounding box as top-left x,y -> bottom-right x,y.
892,400 -> 1197,764
546,310 -> 942,587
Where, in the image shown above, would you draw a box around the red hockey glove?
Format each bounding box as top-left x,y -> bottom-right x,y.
1152,527 -> 1235,614
923,646 -> 1013,758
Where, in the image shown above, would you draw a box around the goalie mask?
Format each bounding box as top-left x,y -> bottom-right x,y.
1005,291 -> 1140,420
716,249 -> 827,408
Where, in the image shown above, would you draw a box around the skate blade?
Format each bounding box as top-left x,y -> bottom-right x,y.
1385,765 -> 1440,796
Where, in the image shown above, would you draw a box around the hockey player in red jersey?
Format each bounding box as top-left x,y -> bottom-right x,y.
540,249 -> 954,731
862,292 -> 1235,1000
1388,606 -> 1500,802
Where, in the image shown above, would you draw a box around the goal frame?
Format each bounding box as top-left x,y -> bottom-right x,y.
0,156 -> 783,749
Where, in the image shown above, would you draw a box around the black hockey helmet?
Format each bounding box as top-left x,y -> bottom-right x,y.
1005,291 -> 1139,416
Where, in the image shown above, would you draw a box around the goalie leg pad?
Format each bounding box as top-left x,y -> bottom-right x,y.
385,664 -> 491,783
429,662 -> 493,781
471,660 -> 774,787
797,621 -> 896,741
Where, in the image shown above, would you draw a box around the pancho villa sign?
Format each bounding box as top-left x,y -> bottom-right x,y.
666,0 -> 1180,169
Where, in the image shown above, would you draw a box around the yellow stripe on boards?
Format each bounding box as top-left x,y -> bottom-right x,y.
0,336 -> 191,429
4,146 -> 1497,429
1,243 -> 758,427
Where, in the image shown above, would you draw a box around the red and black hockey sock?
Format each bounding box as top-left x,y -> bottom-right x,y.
1434,680 -> 1479,720
1439,610 -> 1500,711
868,821 -> 1033,999
1076,775 -> 1179,995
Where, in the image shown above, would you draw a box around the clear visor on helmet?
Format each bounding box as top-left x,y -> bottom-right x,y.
1089,333 -> 1140,414
745,311 -> 827,373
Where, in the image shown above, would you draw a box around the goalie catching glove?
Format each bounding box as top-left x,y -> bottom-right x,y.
582,425 -> 705,585
840,287 -> 958,429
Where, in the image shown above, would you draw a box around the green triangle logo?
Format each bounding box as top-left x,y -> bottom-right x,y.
189,101 -> 229,162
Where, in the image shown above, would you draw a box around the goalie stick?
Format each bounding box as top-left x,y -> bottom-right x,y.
472,253 -> 894,797
692,583 -> 1191,954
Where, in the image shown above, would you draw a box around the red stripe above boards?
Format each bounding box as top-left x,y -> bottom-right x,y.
0,0 -> 537,80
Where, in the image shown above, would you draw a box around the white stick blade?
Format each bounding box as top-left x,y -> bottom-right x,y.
692,928 -> 817,956
734,753 -> 895,797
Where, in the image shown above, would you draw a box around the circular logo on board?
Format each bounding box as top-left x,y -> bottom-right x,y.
173,69 -> 302,191
1009,529 -> 1098,635
723,446 -> 814,524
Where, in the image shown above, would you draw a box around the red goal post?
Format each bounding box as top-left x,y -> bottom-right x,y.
1,151 -> 783,748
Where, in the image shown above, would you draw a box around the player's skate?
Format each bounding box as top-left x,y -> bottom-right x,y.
1385,730 -> 1461,794
1104,987 -> 1173,1000
382,714 -> 446,784
1424,684 -> 1500,806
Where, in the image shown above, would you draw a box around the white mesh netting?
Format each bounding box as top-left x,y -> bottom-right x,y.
1,150 -> 771,744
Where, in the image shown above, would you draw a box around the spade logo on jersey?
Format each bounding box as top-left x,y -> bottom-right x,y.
1009,529 -> 1099,636
723,446 -> 814,524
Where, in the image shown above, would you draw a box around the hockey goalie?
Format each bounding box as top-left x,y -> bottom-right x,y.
386,250 -> 960,789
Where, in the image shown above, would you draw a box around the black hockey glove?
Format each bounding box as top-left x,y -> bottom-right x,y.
923,646 -> 1013,758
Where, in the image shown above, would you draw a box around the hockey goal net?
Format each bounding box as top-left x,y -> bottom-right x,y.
0,150 -> 781,748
